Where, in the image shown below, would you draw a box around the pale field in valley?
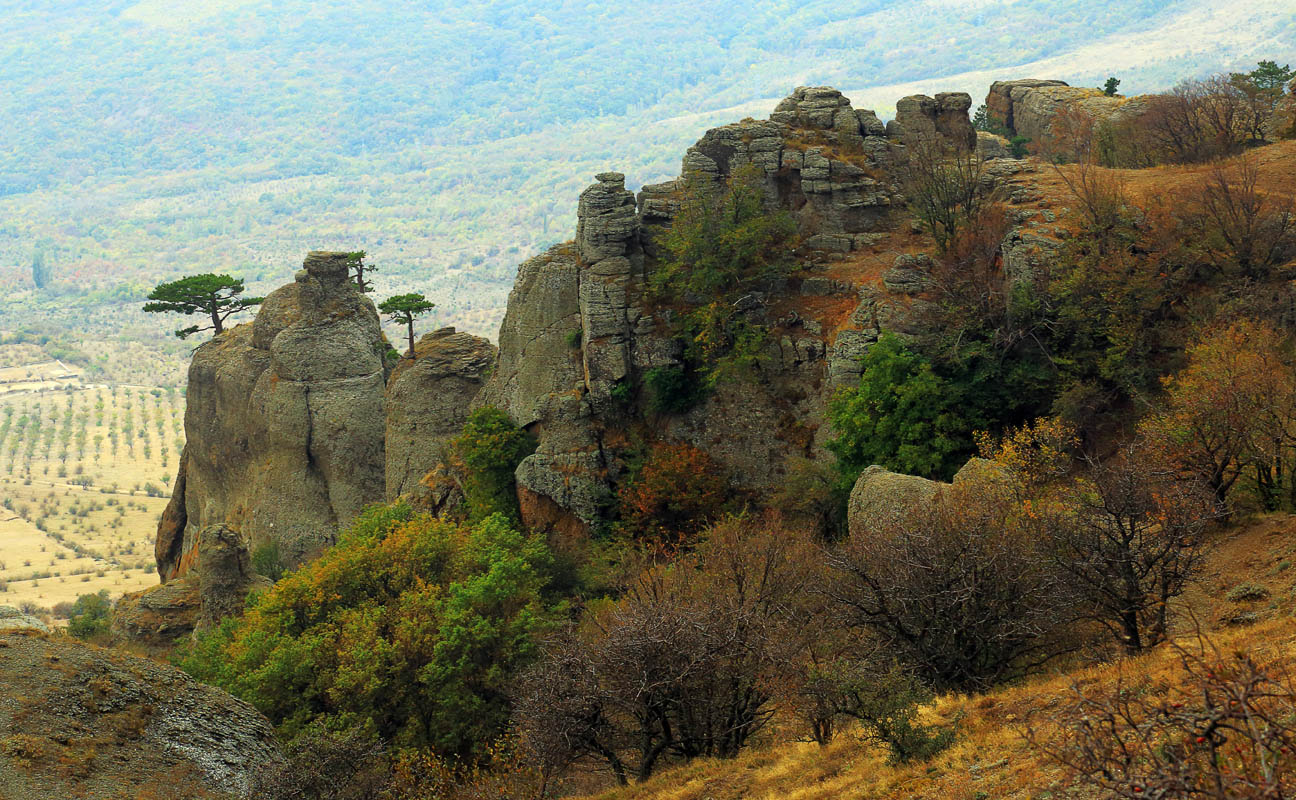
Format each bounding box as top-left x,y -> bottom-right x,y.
0,361 -> 183,616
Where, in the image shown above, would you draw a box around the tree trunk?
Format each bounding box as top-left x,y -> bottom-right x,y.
406,320 -> 415,358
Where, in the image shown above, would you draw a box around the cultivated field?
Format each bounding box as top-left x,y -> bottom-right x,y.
0,363 -> 182,615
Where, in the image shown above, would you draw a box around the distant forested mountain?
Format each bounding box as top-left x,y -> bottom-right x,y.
1,0 -> 1293,347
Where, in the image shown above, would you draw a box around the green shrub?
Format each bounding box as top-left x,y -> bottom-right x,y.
819,662 -> 959,764
177,505 -> 555,761
827,334 -> 977,482
251,539 -> 285,582
1009,135 -> 1031,159
67,589 -> 112,640
643,365 -> 703,415
565,328 -> 582,349
1227,583 -> 1271,602
450,406 -> 537,523
652,162 -> 797,382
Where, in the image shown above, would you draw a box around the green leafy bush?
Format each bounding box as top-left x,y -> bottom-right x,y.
652,162 -> 797,382
251,539 -> 286,582
643,365 -> 703,415
67,589 -> 112,640
450,406 -> 537,523
827,334 -> 978,482
177,504 -> 555,761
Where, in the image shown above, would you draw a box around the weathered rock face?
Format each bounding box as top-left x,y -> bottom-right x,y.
890,92 -> 977,150
160,252 -> 387,581
985,79 -> 1069,134
112,577 -> 201,647
0,631 -> 278,799
480,86 -> 913,536
118,523 -> 271,646
385,327 -> 497,499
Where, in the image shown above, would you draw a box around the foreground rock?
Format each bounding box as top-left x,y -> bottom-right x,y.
0,605 -> 48,633
0,631 -> 278,799
159,252 -> 388,581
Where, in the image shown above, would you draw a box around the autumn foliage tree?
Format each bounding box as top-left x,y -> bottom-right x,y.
618,441 -> 729,541
1142,320 -> 1296,509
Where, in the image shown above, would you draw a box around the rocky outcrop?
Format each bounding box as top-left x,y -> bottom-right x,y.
890,92 -> 977,150
0,630 -> 278,799
976,131 -> 1013,160
986,79 -> 1151,146
385,327 -> 497,499
118,523 -> 270,646
477,86 -> 913,536
160,252 -> 387,581
112,577 -> 201,647
985,79 -> 1069,134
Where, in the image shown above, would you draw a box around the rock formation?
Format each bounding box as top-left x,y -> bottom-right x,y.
476,86 -> 909,537
0,630 -> 278,799
158,252 -> 387,581
385,327 -> 497,499
119,523 -> 271,645
890,92 -> 977,150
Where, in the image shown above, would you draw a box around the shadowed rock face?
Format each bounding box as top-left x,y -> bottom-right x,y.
158,252 -> 387,581
0,631 -> 278,799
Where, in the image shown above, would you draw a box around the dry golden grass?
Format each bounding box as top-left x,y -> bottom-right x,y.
574,515 -> 1296,800
0,378 -> 183,615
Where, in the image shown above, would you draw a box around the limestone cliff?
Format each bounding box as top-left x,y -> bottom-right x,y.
158,252 -> 387,580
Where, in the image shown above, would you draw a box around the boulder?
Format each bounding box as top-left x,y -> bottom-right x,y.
883,253 -> 934,295
0,605 -> 47,633
385,327 -> 497,499
847,465 -> 944,535
976,130 -> 1013,160
847,458 -> 1015,538
0,630 -> 278,799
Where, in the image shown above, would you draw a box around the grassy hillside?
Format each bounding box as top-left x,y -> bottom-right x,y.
1,0 -> 1293,350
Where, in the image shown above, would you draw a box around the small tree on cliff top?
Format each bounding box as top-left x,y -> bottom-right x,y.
143,273 -> 263,339
347,250 -> 376,293
379,293 -> 435,357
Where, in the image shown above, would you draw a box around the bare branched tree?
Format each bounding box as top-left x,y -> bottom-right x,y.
1028,626 -> 1296,798
902,135 -> 994,254
826,477 -> 1078,692
1046,442 -> 1218,654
